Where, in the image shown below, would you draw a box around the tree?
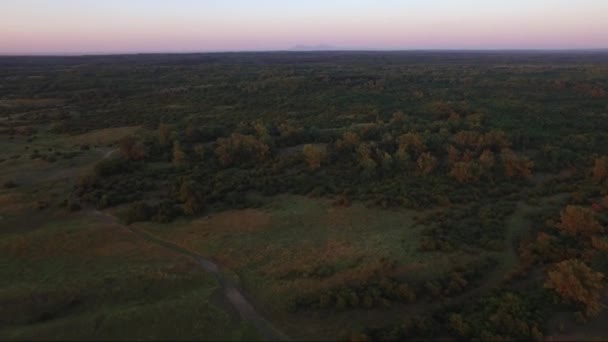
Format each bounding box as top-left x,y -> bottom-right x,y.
397,132 -> 426,158
501,148 -> 533,179
356,143 -> 377,172
193,144 -> 205,159
417,152 -> 437,176
253,121 -> 271,143
449,161 -> 479,183
556,206 -> 604,237
214,133 -> 269,167
390,111 -> 406,124
449,313 -> 470,337
159,123 -> 172,146
125,201 -> 153,224
303,144 -> 326,170
545,259 -> 604,316
277,121 -> 302,144
453,130 -> 510,151
119,136 -> 147,161
180,179 -> 204,215
592,156 -> 608,183
479,130 -> 510,149
478,149 -> 496,171
466,113 -> 484,129
452,131 -> 481,149
447,145 -> 461,166
336,131 -> 360,151
185,124 -> 201,142
380,151 -> 393,171
172,140 -> 187,167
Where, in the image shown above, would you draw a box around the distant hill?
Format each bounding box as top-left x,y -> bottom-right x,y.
289,44 -> 341,51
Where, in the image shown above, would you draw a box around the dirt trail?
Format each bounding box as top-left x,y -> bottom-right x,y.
101,149 -> 117,160
428,193 -> 570,310
88,210 -> 288,341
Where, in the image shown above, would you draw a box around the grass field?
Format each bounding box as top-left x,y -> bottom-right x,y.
0,141 -> 258,340
135,194 -> 487,337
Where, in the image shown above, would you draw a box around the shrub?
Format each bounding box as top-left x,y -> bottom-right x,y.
152,201 -> 182,223
67,197 -> 82,211
3,180 -> 18,189
125,201 -> 154,224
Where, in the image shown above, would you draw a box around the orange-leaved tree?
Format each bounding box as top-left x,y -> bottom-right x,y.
417,152 -> 438,176
501,148 -> 533,179
556,205 -> 604,237
545,259 -> 605,316
449,161 -> 479,183
335,131 -> 360,151
592,156 -> 608,183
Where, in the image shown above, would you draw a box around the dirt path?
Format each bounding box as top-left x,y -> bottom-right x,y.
88,210 -> 288,341
101,149 -> 117,160
431,193 -> 570,310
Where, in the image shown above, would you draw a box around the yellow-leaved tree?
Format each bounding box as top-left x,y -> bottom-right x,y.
303,144 -> 327,170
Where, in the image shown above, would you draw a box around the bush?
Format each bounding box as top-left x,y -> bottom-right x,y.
96,195 -> 111,209
152,201 -> 182,223
125,201 -> 153,224
3,180 -> 18,189
94,158 -> 131,177
67,197 -> 82,211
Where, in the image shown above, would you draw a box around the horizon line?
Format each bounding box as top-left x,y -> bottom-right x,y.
1,47 -> 608,58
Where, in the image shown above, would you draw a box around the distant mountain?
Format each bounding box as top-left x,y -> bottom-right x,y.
289,44 -> 341,51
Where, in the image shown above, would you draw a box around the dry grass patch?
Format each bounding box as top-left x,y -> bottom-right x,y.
1,217 -> 193,264
196,209 -> 271,233
0,192 -> 29,212
65,126 -> 141,146
153,208 -> 272,250
261,239 -> 360,280
0,98 -> 65,108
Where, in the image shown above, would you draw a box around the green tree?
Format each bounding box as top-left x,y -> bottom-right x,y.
179,179 -> 204,215
159,123 -> 172,146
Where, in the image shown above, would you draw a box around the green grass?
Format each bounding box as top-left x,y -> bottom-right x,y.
0,213 -> 257,341
135,192 -> 577,339
0,128 -> 258,341
139,195 -> 478,331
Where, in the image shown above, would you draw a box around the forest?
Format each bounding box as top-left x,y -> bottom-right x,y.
1,51 -> 608,340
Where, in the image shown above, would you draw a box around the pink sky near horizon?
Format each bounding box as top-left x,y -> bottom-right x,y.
1,0 -> 607,54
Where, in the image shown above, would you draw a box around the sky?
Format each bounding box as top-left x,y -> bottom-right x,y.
1,0 -> 607,54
